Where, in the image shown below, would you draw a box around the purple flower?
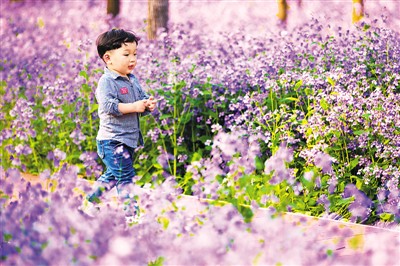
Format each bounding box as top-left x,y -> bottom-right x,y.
69,127 -> 86,145
177,136 -> 184,146
39,169 -> 51,180
264,144 -> 294,185
314,152 -> 333,174
317,194 -> 330,212
304,171 -> 313,181
79,151 -> 103,177
177,154 -> 188,163
147,128 -> 161,142
14,144 -> 32,156
343,184 -> 374,222
6,168 -> 21,181
328,176 -> 338,194
157,147 -> 174,169
47,149 -> 66,168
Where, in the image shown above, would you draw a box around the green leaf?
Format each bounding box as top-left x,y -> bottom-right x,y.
280,97 -> 299,104
356,178 -> 363,190
158,216 -> 169,230
173,81 -> 186,91
153,163 -> 163,169
79,70 -> 89,81
353,130 -> 368,136
304,87 -> 313,96
333,197 -> 354,207
362,113 -> 371,120
320,98 -> 329,111
363,24 -> 371,31
238,205 -> 254,223
149,256 -> 165,266
180,112 -> 193,124
379,213 -> 394,222
0,80 -> 7,95
3,233 -> 12,242
255,156 -> 264,171
294,200 -> 306,211
37,17 -> 45,28
294,80 -> 303,90
327,77 -> 335,87
348,158 -> 359,171
41,241 -> 49,250
159,114 -> 172,120
81,83 -> 91,93
191,152 -> 202,162
89,104 -> 98,114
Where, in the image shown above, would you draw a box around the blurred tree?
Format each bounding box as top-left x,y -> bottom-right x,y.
107,0 -> 120,17
147,0 -> 169,40
277,0 -> 289,26
352,0 -> 364,23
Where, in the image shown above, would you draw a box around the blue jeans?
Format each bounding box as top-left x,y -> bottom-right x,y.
87,140 -> 138,216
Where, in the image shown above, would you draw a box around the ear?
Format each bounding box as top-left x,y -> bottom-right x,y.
103,52 -> 111,63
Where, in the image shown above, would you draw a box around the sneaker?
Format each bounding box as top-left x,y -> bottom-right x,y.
78,200 -> 100,217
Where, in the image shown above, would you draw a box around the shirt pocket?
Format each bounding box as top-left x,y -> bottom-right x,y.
118,86 -> 136,103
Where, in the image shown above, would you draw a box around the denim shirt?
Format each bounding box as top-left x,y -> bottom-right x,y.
95,67 -> 150,148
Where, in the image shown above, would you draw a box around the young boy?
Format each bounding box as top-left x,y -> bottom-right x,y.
80,29 -> 157,223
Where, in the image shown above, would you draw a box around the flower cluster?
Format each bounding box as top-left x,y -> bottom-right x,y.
0,3 -> 399,261
2,168 -> 399,265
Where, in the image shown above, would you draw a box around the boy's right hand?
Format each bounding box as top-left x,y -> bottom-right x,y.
118,100 -> 149,114
134,99 -> 149,113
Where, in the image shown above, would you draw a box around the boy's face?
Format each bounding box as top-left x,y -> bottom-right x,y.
103,42 -> 137,77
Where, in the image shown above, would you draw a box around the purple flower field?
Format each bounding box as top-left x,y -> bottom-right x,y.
1,0 -> 400,265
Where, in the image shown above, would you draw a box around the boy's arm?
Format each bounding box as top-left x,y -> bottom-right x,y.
96,78 -> 123,116
97,77 -> 149,115
118,101 -> 148,114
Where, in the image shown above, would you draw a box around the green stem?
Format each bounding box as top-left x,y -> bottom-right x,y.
87,94 -> 93,150
28,136 -> 39,171
173,95 -> 177,177
152,116 -> 173,175
191,120 -> 195,152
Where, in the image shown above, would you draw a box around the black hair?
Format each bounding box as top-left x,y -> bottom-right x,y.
96,28 -> 141,59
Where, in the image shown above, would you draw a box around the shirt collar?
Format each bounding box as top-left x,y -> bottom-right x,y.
104,67 -> 134,80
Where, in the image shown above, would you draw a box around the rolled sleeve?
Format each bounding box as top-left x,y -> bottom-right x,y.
104,98 -> 123,116
96,77 -> 123,116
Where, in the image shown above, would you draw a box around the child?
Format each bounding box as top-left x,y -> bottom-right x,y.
80,29 -> 157,223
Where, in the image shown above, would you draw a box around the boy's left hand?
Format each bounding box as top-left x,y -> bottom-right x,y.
145,96 -> 157,112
